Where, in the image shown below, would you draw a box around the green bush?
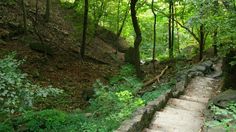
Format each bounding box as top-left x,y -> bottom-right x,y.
80,65 -> 144,131
205,102 -> 236,131
142,81 -> 175,103
17,109 -> 67,131
84,80 -> 144,131
0,52 -> 63,114
0,123 -> 13,132
12,109 -> 88,132
1,0 -> 16,5
109,64 -> 143,94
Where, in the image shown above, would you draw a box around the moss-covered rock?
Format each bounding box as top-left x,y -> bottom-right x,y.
211,89 -> 236,108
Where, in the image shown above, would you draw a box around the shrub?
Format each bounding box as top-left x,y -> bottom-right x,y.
0,123 -> 13,132
16,109 -> 67,131
83,68 -> 144,131
142,81 -> 175,103
109,64 -> 143,94
205,102 -> 236,131
0,52 -> 63,114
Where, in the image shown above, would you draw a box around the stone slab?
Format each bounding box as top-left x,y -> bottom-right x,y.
167,98 -> 206,112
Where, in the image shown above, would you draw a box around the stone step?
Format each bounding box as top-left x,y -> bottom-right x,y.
167,98 -> 206,112
155,106 -> 202,117
149,106 -> 204,132
143,128 -> 164,132
144,104 -> 205,132
150,123 -> 202,132
151,107 -> 203,124
179,95 -> 209,104
185,87 -> 213,99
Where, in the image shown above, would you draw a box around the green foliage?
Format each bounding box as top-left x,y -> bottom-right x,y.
109,64 -> 143,93
205,102 -> 236,131
17,109 -> 67,131
83,80 -> 144,131
142,81 -> 175,103
76,65 -> 144,131
1,0 -> 16,5
0,52 -> 63,114
0,123 -> 13,132
5,109 -> 86,132
230,56 -> 236,66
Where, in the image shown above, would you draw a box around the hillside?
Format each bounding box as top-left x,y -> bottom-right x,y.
0,0 -> 128,109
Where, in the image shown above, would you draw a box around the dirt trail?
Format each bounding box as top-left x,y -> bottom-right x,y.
143,60 -> 222,132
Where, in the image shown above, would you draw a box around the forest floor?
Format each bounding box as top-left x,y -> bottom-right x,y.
0,0 -> 125,110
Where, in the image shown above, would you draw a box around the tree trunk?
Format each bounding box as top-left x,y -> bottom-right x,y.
213,0 -> 219,56
213,30 -> 218,55
176,19 -> 180,53
168,0 -> 174,59
117,0 -> 121,34
115,0 -> 121,54
93,1 -> 105,37
81,0 -> 88,59
171,0 -> 175,57
130,0 -> 142,78
199,3 -> 205,61
35,0 -> 39,23
151,0 -> 157,62
199,24 -> 204,61
117,2 -> 130,38
45,0 -> 50,22
21,0 -> 27,33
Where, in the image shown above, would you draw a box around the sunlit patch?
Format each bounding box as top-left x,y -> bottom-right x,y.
60,0 -> 75,3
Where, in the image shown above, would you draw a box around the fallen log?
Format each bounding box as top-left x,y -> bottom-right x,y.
143,65 -> 169,87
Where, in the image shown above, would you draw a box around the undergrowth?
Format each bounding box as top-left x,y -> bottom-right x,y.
0,56 -> 174,131
142,80 -> 175,103
0,52 -> 63,114
205,102 -> 236,131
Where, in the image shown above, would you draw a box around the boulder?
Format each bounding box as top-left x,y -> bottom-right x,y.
211,89 -> 236,108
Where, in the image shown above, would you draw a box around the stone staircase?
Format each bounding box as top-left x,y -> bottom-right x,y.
144,76 -> 219,132
116,59 -> 222,132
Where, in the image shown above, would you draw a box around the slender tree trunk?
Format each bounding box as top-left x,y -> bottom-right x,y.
117,2 -> 130,38
176,20 -> 180,53
81,0 -> 88,59
117,0 -> 121,34
35,0 -> 39,23
199,24 -> 204,60
45,0 -> 50,22
213,29 -> 218,55
151,0 -> 157,62
213,0 -> 219,56
93,2 -> 104,37
115,0 -> 121,54
168,0 -> 173,59
199,3 -> 205,61
171,0 -> 174,57
21,0 -> 27,33
131,0 -> 142,78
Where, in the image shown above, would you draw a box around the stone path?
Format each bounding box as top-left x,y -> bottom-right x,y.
143,62 -> 222,132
